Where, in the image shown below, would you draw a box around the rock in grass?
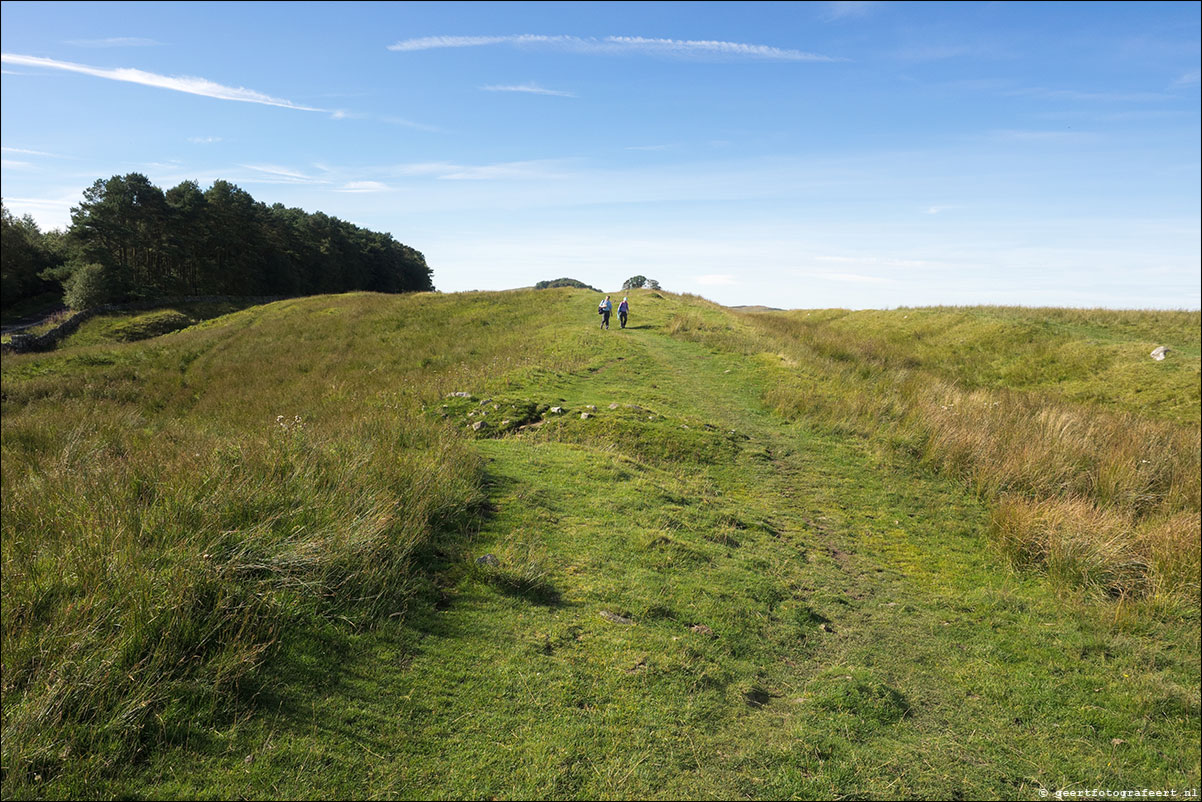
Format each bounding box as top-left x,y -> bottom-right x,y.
471,420 -> 488,431
550,406 -> 565,414
476,554 -> 500,567
580,412 -> 592,420
690,624 -> 714,636
1150,345 -> 1170,361
600,610 -> 635,626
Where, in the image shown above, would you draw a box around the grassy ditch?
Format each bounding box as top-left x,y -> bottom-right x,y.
698,307 -> 1202,607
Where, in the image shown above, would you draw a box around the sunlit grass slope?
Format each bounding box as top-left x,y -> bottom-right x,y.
1,290 -> 611,792
670,303 -> 1200,605
2,290 -> 1198,799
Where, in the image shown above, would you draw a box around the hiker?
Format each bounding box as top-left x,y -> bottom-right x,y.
598,295 -> 613,330
618,297 -> 629,329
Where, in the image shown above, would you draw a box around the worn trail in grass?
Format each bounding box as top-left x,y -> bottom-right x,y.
135,313 -> 1198,799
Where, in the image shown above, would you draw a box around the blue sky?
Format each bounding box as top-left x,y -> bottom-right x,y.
2,1 -> 1199,309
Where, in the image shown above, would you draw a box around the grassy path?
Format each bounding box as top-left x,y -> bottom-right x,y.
131,318 -> 1198,799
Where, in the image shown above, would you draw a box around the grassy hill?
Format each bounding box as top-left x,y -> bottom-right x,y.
2,290 -> 1198,799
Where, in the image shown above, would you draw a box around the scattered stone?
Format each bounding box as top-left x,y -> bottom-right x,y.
690,624 -> 714,636
600,610 -> 635,626
550,406 -> 565,414
819,622 -> 835,633
449,392 -> 471,398
500,419 -> 511,427
585,404 -> 597,411
471,420 -> 488,431
476,554 -> 500,567
609,403 -> 620,409
479,398 -> 492,405
580,412 -> 592,420
1150,346 -> 1170,361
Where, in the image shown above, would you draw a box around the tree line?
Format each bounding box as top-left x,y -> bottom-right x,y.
2,174 -> 434,312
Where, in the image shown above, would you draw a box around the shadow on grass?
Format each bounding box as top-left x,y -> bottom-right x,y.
484,572 -> 564,606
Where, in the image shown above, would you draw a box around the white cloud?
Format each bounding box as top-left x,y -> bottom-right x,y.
336,181 -> 391,193
821,2 -> 881,20
2,146 -> 69,158
1,159 -> 33,168
64,37 -> 162,47
187,136 -> 223,144
238,164 -> 327,184
437,159 -> 575,181
1008,87 -> 1171,103
1175,69 -> 1201,87
480,83 -> 576,98
0,53 -> 327,111
797,271 -> 895,284
388,34 -> 841,62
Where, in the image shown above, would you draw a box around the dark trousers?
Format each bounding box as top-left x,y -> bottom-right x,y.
601,311 -> 611,329
619,312 -> 628,328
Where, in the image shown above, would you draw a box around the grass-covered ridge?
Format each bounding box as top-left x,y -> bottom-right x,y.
2,290 -> 1198,799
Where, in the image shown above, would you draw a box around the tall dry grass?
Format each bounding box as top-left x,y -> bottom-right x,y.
730,307 -> 1201,605
1,289 -> 603,788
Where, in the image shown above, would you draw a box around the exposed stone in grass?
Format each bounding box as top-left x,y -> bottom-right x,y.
1150,345 -> 1170,361
475,554 -> 500,567
690,624 -> 714,636
599,610 -> 634,626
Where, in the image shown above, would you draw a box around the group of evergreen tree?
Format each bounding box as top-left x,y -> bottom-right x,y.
1,173 -> 434,312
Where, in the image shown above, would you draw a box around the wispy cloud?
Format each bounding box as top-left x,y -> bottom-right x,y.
798,271 -> 895,284
481,83 -> 576,98
327,109 -> 443,132
1008,86 -> 1171,103
187,136 -> 223,144
1,159 -> 34,169
388,34 -> 842,62
1175,69 -> 1201,87
892,44 -> 973,62
238,164 -> 328,184
64,37 -> 162,48
437,159 -> 575,181
2,146 -> 70,158
821,2 -> 881,20
988,128 -> 1095,142
0,53 -> 328,111
695,274 -> 738,285
336,181 -> 391,193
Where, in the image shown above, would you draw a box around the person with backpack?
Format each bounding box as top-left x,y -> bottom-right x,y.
598,295 -> 613,330
618,297 -> 629,329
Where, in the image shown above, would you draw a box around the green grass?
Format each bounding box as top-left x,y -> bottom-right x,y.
2,290 -> 1198,799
